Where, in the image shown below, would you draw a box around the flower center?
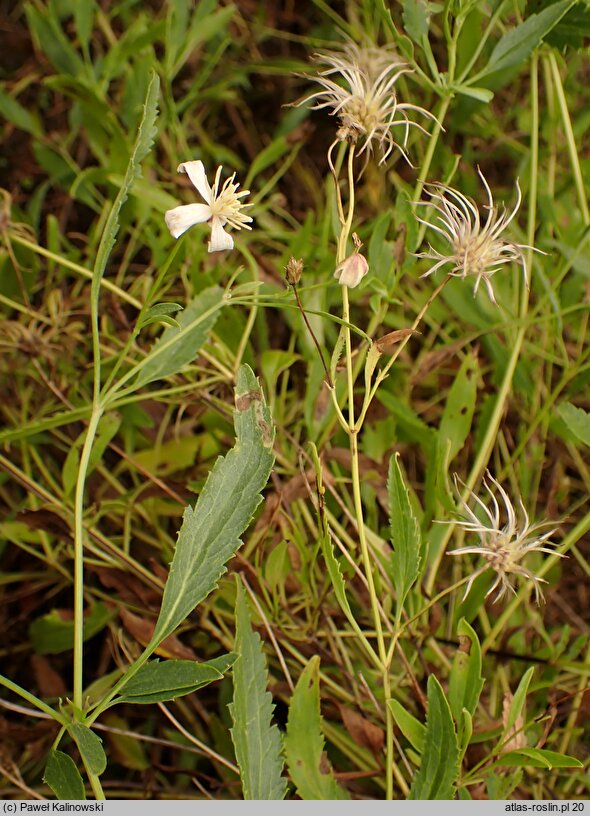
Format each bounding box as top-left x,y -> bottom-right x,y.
342,97 -> 380,134
482,531 -> 513,572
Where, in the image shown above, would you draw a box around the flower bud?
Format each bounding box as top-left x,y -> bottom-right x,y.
334,252 -> 369,288
285,257 -> 304,285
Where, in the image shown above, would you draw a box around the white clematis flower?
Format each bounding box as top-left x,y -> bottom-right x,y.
164,161 -> 253,252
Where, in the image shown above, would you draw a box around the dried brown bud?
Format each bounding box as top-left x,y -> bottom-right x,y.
285,257 -> 304,285
375,328 -> 418,353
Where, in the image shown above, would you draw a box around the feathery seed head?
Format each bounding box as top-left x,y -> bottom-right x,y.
295,42 -> 437,166
416,168 -> 540,304
447,471 -> 563,603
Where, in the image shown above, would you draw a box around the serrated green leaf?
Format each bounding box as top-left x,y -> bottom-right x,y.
44,750 -> 86,800
70,724 -> 106,776
134,287 -> 223,387
147,365 -> 274,650
474,0 -> 576,82
387,699 -> 425,753
448,619 -> 484,733
557,401 -> 590,447
92,71 -> 159,290
388,452 -> 422,620
403,0 -> 431,44
497,747 -> 583,769
506,666 -> 535,732
409,675 -> 459,800
284,656 -> 349,800
229,580 -> 286,800
116,659 -> 222,704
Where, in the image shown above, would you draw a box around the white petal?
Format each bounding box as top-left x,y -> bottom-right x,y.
178,161 -> 212,204
208,217 -> 234,252
165,203 -> 211,239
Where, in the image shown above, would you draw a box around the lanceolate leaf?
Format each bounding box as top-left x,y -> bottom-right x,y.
409,676 -> 459,800
44,750 -> 86,800
497,748 -> 583,769
387,699 -> 426,753
229,580 -> 286,800
147,365 -> 275,651
134,286 -> 224,387
505,666 -> 535,733
284,657 -> 349,801
93,71 -> 159,288
116,659 -> 223,704
474,0 -> 576,83
388,452 -> 422,619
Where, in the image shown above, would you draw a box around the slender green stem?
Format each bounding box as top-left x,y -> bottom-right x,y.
73,405 -> 103,708
292,283 -> 334,389
412,95 -> 452,204
335,144 -> 401,797
356,275 -> 451,431
338,145 -> 356,262
548,52 -> 590,225
456,1 -> 506,85
234,246 -> 259,375
0,674 -> 66,723
86,771 -> 105,800
86,644 -> 154,724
